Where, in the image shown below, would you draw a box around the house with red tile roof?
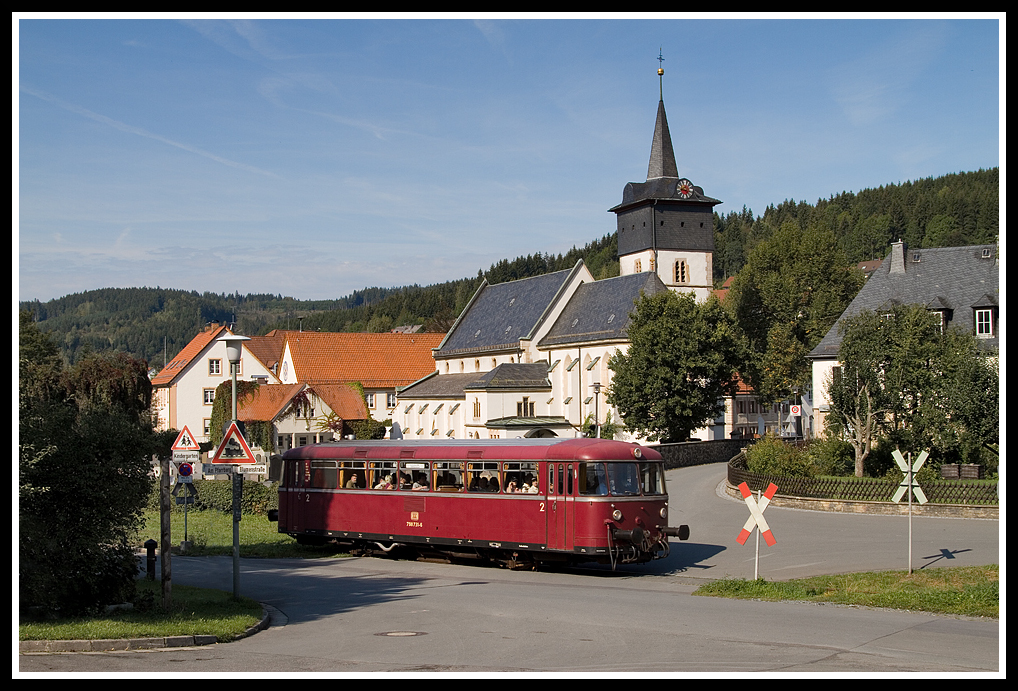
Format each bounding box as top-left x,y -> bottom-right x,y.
236,382 -> 369,453
275,331 -> 445,421
150,323 -> 280,441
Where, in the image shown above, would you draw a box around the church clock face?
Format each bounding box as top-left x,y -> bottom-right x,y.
676,179 -> 693,199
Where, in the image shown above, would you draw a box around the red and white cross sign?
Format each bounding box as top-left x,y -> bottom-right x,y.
736,482 -> 778,547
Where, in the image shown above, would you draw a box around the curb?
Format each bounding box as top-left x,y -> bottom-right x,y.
19,605 -> 270,654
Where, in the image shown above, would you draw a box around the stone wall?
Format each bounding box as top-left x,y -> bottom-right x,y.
651,439 -> 750,469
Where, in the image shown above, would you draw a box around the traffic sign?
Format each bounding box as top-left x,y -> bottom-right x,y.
737,482 -> 777,546
211,421 -> 257,464
891,450 -> 929,504
171,426 -> 201,452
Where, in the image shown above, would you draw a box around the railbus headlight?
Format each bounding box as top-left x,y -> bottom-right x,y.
659,507 -> 667,519
612,509 -> 623,522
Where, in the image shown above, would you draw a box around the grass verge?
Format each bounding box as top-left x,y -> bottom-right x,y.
137,510 -> 351,558
693,564 -> 998,618
19,579 -> 263,642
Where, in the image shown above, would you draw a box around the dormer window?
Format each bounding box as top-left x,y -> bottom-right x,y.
975,308 -> 995,337
912,251 -> 921,263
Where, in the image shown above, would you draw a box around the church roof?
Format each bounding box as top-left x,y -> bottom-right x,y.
539,272 -> 668,348
435,263 -> 582,356
609,98 -> 720,213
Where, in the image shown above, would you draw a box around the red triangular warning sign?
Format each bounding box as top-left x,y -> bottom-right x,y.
211,421 -> 257,463
171,426 -> 201,452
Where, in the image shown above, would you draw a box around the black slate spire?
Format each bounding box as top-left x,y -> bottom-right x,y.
646,98 -> 678,180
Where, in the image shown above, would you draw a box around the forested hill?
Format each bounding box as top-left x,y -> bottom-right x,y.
712,168 -> 998,280
21,168 -> 998,367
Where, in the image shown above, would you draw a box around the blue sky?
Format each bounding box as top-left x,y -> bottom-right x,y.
16,16 -> 1002,303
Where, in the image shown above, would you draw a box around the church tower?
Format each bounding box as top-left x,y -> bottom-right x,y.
610,62 -> 721,302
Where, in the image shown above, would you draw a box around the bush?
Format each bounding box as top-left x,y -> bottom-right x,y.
744,435 -> 815,478
148,477 -> 279,515
806,436 -> 854,476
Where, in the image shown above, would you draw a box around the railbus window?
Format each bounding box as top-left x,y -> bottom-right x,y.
433,462 -> 464,492
310,460 -> 338,489
639,462 -> 666,495
578,462 -> 608,496
607,462 -> 640,496
370,461 -> 398,490
467,462 -> 500,492
503,462 -> 540,493
339,461 -> 367,489
400,461 -> 431,491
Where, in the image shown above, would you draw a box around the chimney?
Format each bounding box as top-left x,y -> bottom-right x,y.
888,240 -> 906,275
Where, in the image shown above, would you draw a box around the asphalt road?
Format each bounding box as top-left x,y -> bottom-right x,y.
18,463 -> 1001,675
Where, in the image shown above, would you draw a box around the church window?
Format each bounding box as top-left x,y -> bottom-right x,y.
517,397 -> 535,417
675,260 -> 688,284
634,260 -> 642,273
473,398 -> 481,419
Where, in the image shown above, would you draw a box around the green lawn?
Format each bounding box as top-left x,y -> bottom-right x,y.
137,509 -> 351,558
19,579 -> 263,642
693,564 -> 998,619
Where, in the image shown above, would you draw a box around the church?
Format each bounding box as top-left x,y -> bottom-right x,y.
395,68 -> 723,441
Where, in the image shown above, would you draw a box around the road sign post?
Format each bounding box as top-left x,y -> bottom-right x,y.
736,482 -> 778,580
892,449 -> 929,574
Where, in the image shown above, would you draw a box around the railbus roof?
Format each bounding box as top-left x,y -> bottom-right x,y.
280,437 -> 661,462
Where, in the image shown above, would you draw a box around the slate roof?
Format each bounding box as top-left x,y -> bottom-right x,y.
397,372 -> 475,399
284,331 -> 445,388
463,363 -> 552,391
151,324 -> 229,386
539,272 -> 668,348
808,243 -> 999,360
435,265 -> 580,356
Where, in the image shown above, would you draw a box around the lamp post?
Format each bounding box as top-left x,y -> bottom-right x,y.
217,333 -> 249,601
590,379 -> 602,439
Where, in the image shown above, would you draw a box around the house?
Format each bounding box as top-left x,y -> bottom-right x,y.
235,382 -> 369,452
151,323 -> 280,441
274,331 -> 445,421
397,78 -> 731,442
808,241 -> 999,436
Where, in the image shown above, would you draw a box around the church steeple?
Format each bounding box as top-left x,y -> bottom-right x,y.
647,98 -> 678,180
610,56 -> 721,303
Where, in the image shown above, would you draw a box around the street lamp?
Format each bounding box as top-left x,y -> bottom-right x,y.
216,333 -> 249,601
590,379 -> 602,439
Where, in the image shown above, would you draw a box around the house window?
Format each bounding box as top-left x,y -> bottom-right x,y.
366,393 -> 375,408
203,388 -> 216,405
387,392 -> 397,408
208,359 -> 221,376
976,309 -> 994,337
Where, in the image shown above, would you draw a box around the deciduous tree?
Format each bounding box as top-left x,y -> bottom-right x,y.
607,291 -> 742,442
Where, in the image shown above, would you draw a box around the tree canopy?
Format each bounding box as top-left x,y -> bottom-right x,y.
607,291 -> 743,442
826,305 -> 998,477
19,311 -> 162,616
724,221 -> 864,405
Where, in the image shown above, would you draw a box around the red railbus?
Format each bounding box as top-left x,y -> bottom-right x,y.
271,438 -> 689,569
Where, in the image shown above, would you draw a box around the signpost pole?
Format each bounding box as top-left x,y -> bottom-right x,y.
217,332 -> 249,602
754,489 -> 761,580
908,452 -> 913,575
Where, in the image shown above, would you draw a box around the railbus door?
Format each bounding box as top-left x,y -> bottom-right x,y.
290,459 -> 310,534
547,462 -> 574,552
